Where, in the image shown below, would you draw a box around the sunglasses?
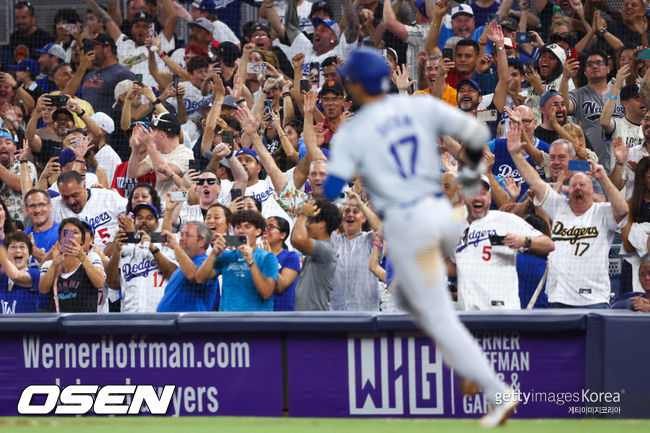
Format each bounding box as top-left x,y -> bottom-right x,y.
197,178 -> 218,186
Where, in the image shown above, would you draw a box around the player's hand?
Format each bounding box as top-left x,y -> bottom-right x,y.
292,53 -> 305,71
392,64 -> 415,92
481,149 -> 495,170
503,174 -> 521,200
65,239 -> 86,260
139,230 -> 151,246
563,58 -> 580,80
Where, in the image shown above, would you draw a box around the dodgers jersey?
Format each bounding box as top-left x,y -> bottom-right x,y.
535,184 -> 622,305
119,243 -> 178,313
455,211 -> 541,310
51,189 -> 128,250
328,94 -> 489,213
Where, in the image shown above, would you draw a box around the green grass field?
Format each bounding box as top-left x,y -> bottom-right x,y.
1,418 -> 649,433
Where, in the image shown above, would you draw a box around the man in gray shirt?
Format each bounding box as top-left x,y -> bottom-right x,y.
291,200 -> 342,311
560,52 -> 625,171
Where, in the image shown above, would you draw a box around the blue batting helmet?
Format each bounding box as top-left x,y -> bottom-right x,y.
338,48 -> 391,95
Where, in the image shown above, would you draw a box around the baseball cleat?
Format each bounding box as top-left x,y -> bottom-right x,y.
479,388 -> 519,428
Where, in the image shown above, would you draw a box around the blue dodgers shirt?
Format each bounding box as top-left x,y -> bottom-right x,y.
156,254 -> 219,312
273,249 -> 301,311
488,137 -> 550,201
0,268 -> 42,314
217,248 -> 279,312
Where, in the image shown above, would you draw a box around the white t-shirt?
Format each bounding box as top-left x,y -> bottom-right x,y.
454,211 -> 540,310
116,34 -> 173,88
535,184 -> 622,305
119,242 -> 177,313
51,188 -> 128,250
142,144 -> 194,200
95,145 -> 123,187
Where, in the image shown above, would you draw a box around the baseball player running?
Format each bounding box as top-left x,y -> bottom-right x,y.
323,48 -> 519,427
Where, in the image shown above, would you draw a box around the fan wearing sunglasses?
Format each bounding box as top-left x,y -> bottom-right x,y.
169,169 -> 222,230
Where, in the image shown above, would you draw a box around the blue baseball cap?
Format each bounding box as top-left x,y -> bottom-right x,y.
192,0 -> 218,14
9,58 -> 40,76
540,89 -> 560,109
458,79 -> 481,94
311,17 -> 340,40
235,148 -> 260,164
59,148 -> 77,167
35,43 -> 66,59
338,48 -> 391,95
0,129 -> 15,142
133,203 -> 160,219
80,220 -> 95,236
414,0 -> 427,18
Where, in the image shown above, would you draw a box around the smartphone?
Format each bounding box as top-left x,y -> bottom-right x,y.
489,234 -> 505,246
260,63 -> 267,77
51,147 -> 62,158
477,109 -> 498,122
173,74 -> 179,92
568,159 -> 591,172
224,235 -> 247,247
148,23 -> 156,40
516,32 -> 532,44
188,159 -> 203,172
246,63 -> 259,74
300,79 -> 310,92
61,23 -> 79,35
135,74 -> 143,85
263,99 -> 273,116
230,188 -> 242,201
45,95 -> 68,107
525,62 -> 535,74
362,39 -> 375,48
124,232 -> 143,244
487,13 -> 498,23
61,228 -> 75,252
309,62 -> 320,83
82,38 -> 94,54
149,232 -> 166,243
638,49 -> 650,60
213,58 -> 221,69
170,191 -> 188,202
567,47 -> 578,61
442,48 -> 454,61
221,130 -> 234,145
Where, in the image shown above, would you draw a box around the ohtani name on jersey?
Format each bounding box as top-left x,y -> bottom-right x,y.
551,221 -> 598,244
123,259 -> 159,281
85,212 -> 112,229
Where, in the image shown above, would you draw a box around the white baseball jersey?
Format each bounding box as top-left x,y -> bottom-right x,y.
51,188 -> 128,250
328,94 -> 489,214
116,34 -> 173,88
454,211 -> 540,310
119,243 -> 177,313
535,184 -> 622,305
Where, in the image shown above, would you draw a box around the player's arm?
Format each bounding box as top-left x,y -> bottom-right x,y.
507,121 -> 549,200
560,60 -> 578,115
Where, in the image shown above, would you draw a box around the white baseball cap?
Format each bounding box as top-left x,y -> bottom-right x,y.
451,4 -> 474,19
541,43 -> 567,65
91,112 -> 115,134
113,79 -> 133,108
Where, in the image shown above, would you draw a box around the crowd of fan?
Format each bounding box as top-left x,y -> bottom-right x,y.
0,0 -> 649,314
